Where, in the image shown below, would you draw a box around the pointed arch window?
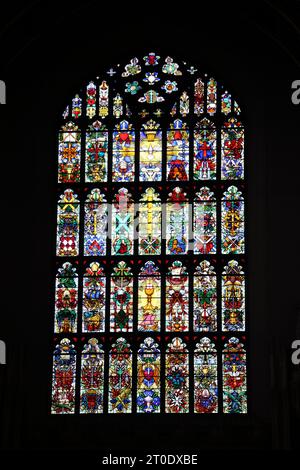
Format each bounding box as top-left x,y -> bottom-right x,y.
52,52 -> 248,414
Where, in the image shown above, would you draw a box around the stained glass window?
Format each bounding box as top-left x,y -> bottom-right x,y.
110,261 -> 133,332
194,337 -> 218,413
138,261 -> 161,331
58,122 -> 81,183
138,188 -> 161,255
193,261 -> 217,332
51,338 -> 76,414
165,337 -> 189,413
166,261 -> 189,332
193,187 -> 217,254
85,121 -> 108,182
55,262 -> 78,333
167,119 -> 189,181
52,52 -> 248,414
82,262 -> 106,333
137,338 -> 161,413
112,121 -> 135,181
112,188 -> 134,256
166,187 -> 189,255
222,260 -> 245,332
56,189 -> 80,257
221,186 -> 245,254
84,189 -> 107,256
221,117 -> 244,180
140,120 -> 162,181
80,338 -> 104,414
109,338 -> 132,413
194,119 -> 216,180
222,337 -> 247,413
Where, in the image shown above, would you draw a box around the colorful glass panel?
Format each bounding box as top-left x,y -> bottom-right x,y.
51,339 -> 76,414
138,261 -> 161,332
194,338 -> 218,413
82,262 -> 106,333
112,121 -> 135,182
80,338 -> 104,414
84,189 -> 107,256
165,338 -> 189,413
86,81 -> 96,119
56,189 -> 80,257
194,78 -> 204,115
222,260 -> 245,331
222,337 -> 247,413
140,120 -> 162,181
194,118 -> 216,180
166,187 -> 189,255
137,338 -> 161,413
85,121 -> 108,182
55,262 -> 78,333
221,117 -> 244,180
207,78 -> 217,116
112,188 -> 134,256
109,338 -> 132,413
193,187 -> 217,254
221,186 -> 245,254
58,122 -> 81,183
110,262 -> 133,332
193,261 -> 217,332
138,188 -> 161,255
166,261 -> 189,332
167,119 -> 189,181
99,80 -> 109,118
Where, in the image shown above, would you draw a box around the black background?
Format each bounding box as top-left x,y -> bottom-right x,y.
0,0 -> 299,455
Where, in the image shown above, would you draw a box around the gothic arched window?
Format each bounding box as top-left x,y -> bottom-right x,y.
51,52 -> 247,414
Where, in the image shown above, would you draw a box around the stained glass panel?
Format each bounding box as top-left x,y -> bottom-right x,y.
55,262 -> 78,333
194,338 -> 218,413
166,187 -> 189,255
72,94 -> 82,119
99,80 -> 109,118
194,78 -> 204,115
85,121 -> 108,182
221,91 -> 232,115
165,338 -> 189,413
109,338 -> 132,413
86,81 -> 97,119
110,261 -> 133,332
82,262 -> 106,333
80,338 -> 104,414
58,122 -> 81,183
222,337 -> 247,413
138,188 -> 161,255
138,261 -> 161,332
137,338 -> 161,413
167,119 -> 189,181
112,121 -> 135,182
221,186 -> 245,254
193,261 -> 217,332
222,260 -> 245,331
84,189 -> 107,256
207,78 -> 217,116
56,189 -> 80,257
166,261 -> 189,332
51,339 -> 76,414
140,120 -> 162,181
194,118 -> 216,180
112,188 -> 134,256
221,117 -> 244,180
193,187 -> 217,254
